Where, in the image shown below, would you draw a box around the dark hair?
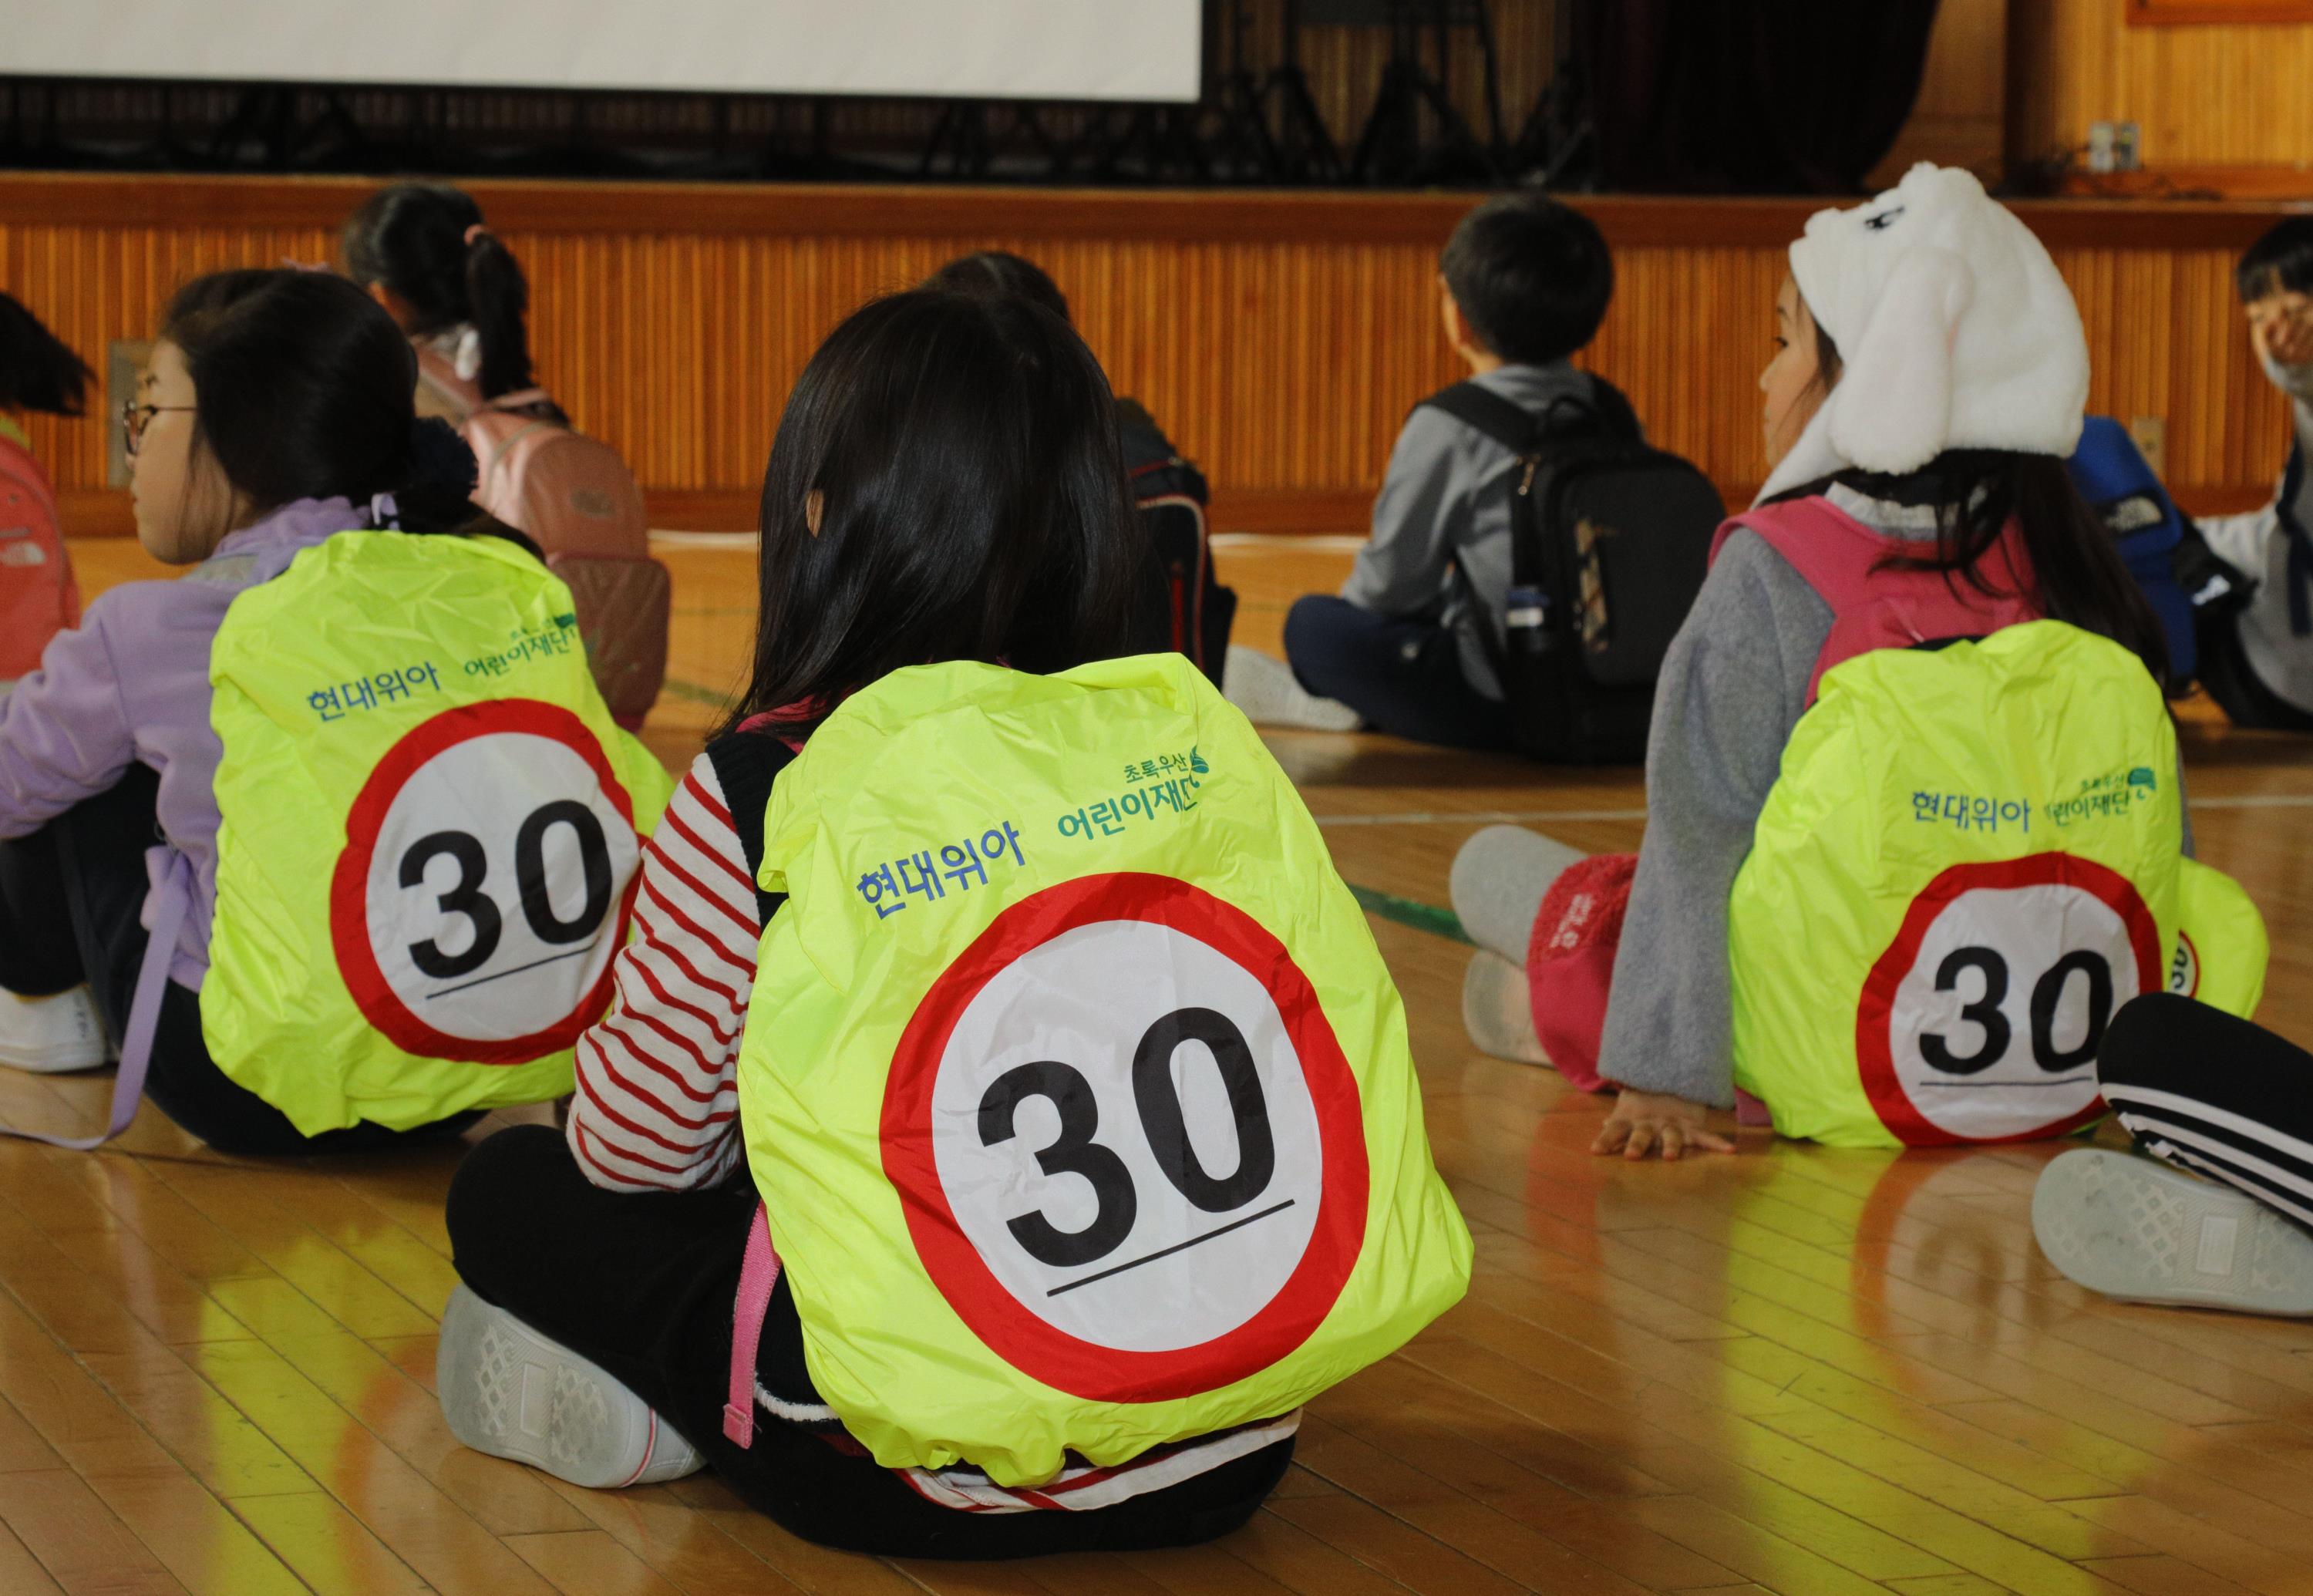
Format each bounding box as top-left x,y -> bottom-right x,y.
924,251 -> 1072,325
343,183 -> 542,401
2237,217 -> 2313,302
1439,193 -> 1614,366
728,289 -> 1143,736
1810,317 -> 1844,399
1769,318 -> 2170,686
0,292 -> 93,416
158,268 -> 489,537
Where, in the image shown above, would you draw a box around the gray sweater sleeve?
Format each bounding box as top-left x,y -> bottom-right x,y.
1594,531 -> 1831,1107
1339,407 -> 1476,618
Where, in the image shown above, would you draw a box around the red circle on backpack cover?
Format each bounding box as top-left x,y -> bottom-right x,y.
330,699 -> 639,1064
882,872 -> 1369,1402
1856,853 -> 2160,1146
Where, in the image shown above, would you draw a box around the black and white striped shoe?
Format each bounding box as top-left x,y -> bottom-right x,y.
2032,1148 -> 2313,1317
436,1286 -> 704,1488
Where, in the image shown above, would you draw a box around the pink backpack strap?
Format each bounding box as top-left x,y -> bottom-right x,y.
1712,497 -> 2036,701
722,1202 -> 783,1448
1709,496 -> 1894,613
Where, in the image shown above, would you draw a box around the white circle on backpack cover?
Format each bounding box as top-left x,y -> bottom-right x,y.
1857,854 -> 2161,1145
331,700 -> 643,1063
2167,929 -> 2201,998
885,873 -> 1369,1402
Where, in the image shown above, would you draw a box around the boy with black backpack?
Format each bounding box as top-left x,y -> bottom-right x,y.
1228,193 -> 1719,756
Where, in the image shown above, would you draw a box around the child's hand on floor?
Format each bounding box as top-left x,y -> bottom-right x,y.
1591,1089 -> 1736,1162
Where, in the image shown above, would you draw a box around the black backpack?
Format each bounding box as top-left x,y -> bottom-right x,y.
1121,406 -> 1237,689
1420,378 -> 1724,763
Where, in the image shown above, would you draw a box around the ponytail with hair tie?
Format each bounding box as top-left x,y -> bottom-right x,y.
344,184 -> 544,405
460,222 -> 540,403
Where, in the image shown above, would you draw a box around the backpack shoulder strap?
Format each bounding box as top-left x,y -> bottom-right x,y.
1722,496 -> 2041,700
705,731 -> 800,925
1416,381 -> 1543,453
1419,374 -> 1643,455
1712,496 -> 1897,616
1575,373 -> 1643,444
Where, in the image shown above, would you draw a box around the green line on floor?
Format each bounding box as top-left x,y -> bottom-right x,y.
659,676 -> 730,709
1347,883 -> 1471,945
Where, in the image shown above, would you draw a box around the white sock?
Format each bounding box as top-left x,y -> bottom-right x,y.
1463,951 -> 1546,1064
1449,826 -> 1586,964
1222,647 -> 1362,732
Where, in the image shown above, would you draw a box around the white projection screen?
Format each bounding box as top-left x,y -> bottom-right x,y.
8,1 -> 1203,103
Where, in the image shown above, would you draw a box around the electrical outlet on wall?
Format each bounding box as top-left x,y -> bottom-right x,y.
2129,415 -> 2167,480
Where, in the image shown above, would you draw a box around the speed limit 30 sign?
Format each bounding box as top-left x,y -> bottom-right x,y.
330,700 -> 643,1064
1857,854 -> 2161,1145
883,872 -> 1370,1403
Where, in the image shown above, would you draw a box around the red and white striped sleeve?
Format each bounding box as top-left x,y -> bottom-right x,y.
568,752 -> 763,1191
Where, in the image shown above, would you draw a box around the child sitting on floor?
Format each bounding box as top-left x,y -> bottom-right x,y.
1449,166 -> 2241,1160
433,286 -> 1470,1557
2187,217 -> 2313,729
1226,192 -> 1626,748
0,271 -> 663,1153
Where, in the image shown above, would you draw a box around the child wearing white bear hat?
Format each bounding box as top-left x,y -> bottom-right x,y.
1446,164 -> 2178,1160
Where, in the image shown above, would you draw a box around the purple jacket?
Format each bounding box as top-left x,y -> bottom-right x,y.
0,498 -> 358,989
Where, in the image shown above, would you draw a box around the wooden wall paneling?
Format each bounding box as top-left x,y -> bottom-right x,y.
2,177 -> 2298,539
2131,0 -> 2313,22
2011,0 -> 2313,170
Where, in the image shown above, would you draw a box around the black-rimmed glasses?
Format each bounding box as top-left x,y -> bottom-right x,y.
120,400 -> 195,459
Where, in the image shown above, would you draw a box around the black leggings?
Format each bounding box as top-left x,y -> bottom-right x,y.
444,1125 -> 1294,1559
2100,993 -> 2313,1227
0,766 -> 477,1156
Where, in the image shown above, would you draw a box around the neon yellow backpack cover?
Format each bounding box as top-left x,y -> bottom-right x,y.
204,532 -> 672,1135
1728,619 -> 2264,1148
736,653 -> 1471,1486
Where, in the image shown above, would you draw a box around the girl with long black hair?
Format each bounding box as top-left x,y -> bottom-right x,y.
343,182 -> 559,423
432,288 -> 1316,1557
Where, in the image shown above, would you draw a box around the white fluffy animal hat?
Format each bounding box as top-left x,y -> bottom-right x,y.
1756,163 -> 2089,504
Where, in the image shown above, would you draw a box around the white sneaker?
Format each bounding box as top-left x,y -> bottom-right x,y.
437,1285 -> 704,1488
0,985 -> 113,1073
2032,1148 -> 2313,1316
1222,646 -> 1362,732
1461,951 -> 1547,1065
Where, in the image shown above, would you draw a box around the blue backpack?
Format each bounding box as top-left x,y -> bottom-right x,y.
2065,417 -> 2196,684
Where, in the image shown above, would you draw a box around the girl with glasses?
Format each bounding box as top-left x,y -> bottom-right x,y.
0,269 -> 661,1156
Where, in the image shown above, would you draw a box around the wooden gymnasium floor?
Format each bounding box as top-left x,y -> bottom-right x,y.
9,532 -> 2313,1596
